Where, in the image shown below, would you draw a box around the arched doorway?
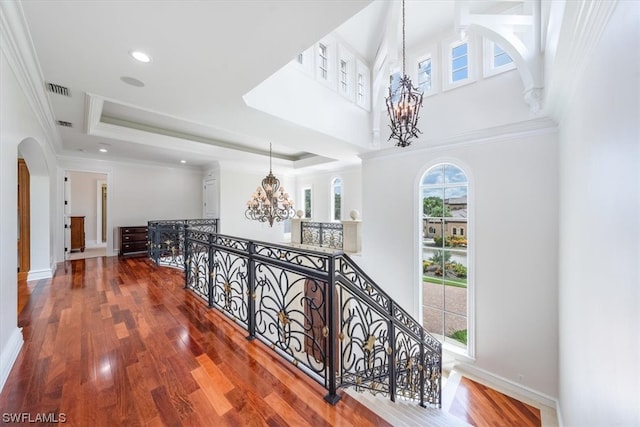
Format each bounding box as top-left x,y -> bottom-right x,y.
17,138 -> 53,313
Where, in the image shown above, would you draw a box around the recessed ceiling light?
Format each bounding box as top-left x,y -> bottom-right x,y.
180,160 -> 187,164
120,76 -> 145,87
130,50 -> 151,63
99,148 -> 108,153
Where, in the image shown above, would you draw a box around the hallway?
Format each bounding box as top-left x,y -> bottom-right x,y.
5,257 -> 541,426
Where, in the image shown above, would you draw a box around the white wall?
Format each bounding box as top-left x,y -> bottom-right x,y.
57,157 -> 203,258
69,171 -> 106,246
557,2 -> 640,425
359,124 -> 559,398
0,50 -> 57,391
28,175 -> 51,278
377,33 -> 534,145
219,163 -> 294,244
295,165 -> 362,223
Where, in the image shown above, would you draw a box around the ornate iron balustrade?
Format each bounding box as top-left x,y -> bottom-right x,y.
148,219 -> 218,268
175,225 -> 441,408
301,221 -> 344,249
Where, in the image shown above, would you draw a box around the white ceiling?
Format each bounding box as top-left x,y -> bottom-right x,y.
19,0 -> 475,171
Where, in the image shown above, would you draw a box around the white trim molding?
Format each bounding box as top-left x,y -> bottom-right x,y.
0,328 -> 23,393
453,363 -> 561,425
0,1 -> 62,151
27,268 -> 53,282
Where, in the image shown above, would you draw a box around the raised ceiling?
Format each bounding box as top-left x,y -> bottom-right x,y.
19,0 -> 475,170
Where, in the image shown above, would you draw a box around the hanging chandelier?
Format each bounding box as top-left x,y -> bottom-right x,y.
245,143 -> 294,227
385,0 -> 423,148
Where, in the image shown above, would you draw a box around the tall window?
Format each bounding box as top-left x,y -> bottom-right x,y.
451,42 -> 469,82
421,164 -> 469,353
331,178 -> 342,221
303,187 -> 312,219
340,60 -> 348,93
357,73 -> 364,103
417,57 -> 432,93
319,44 -> 328,80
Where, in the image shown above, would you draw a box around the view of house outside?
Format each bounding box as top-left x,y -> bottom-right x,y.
421,164 -> 468,351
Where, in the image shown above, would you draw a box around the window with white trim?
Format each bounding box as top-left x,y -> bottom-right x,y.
443,37 -> 475,91
483,38 -> 516,77
318,44 -> 328,80
339,60 -> 348,93
331,178 -> 342,221
420,163 -> 470,354
355,60 -> 370,111
417,57 -> 432,94
389,71 -> 402,103
303,187 -> 312,219
451,42 -> 469,82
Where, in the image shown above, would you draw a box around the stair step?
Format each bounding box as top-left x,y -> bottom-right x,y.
345,378 -> 471,427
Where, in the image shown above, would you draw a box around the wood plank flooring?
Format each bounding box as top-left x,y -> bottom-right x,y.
449,377 -> 541,426
7,256 -> 542,426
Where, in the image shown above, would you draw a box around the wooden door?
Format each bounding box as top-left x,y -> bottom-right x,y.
17,159 -> 30,281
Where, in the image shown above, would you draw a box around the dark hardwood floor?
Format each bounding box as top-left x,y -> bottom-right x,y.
6,256 -> 542,426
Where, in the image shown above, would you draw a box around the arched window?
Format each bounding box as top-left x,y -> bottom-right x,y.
331,178 -> 342,221
421,163 -> 469,353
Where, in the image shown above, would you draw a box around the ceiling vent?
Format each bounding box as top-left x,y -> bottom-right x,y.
56,120 -> 73,128
45,82 -> 71,97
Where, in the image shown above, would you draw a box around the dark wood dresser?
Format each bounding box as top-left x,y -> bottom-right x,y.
119,225 -> 148,257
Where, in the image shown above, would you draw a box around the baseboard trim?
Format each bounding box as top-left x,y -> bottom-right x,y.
27,268 -> 53,281
453,362 -> 558,410
0,328 -> 23,393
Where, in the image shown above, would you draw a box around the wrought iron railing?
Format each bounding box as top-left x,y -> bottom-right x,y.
301,221 -> 344,249
175,226 -> 441,408
147,219 -> 218,268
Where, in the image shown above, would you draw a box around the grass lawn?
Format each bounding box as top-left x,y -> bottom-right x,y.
423,275 -> 467,288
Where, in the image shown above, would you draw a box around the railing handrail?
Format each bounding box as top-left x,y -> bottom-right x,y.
151,222 -> 441,408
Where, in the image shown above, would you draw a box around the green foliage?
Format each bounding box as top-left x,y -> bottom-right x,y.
429,250 -> 451,265
423,197 -> 451,217
433,235 -> 468,248
447,329 -> 467,345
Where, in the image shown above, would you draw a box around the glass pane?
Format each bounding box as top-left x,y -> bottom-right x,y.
494,52 -> 513,67
444,312 -> 467,347
423,280 -> 443,310
422,165 -> 444,185
390,72 -> 402,102
444,283 -> 466,316
422,188 -> 446,218
444,164 -> 467,184
452,56 -> 467,71
452,68 -> 468,82
423,306 -> 444,340
452,43 -> 467,57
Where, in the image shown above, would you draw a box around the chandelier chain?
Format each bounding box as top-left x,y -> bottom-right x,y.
402,0 -> 406,76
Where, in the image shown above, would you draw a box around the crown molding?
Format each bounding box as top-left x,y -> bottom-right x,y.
359,117 -> 558,161
0,1 -> 62,151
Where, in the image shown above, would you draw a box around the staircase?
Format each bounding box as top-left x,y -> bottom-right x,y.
346,371 -> 471,426
148,220 -> 442,410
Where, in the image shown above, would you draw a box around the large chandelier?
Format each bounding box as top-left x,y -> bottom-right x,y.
385,0 -> 423,148
245,143 -> 294,227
